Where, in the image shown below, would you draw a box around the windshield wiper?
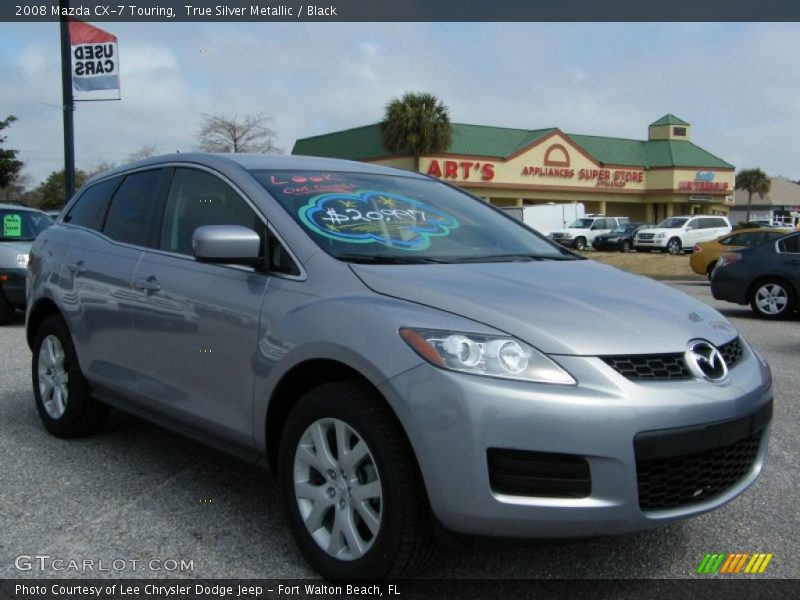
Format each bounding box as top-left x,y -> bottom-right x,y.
336,254 -> 448,264
447,254 -> 579,263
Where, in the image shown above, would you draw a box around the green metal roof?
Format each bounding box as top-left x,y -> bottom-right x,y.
292,121 -> 733,169
649,113 -> 690,127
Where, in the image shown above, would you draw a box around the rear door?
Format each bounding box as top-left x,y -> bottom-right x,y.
776,234 -> 800,293
131,167 -> 270,446
60,169 -> 167,396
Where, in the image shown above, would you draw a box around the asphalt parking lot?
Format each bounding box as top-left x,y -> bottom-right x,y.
0,281 -> 797,580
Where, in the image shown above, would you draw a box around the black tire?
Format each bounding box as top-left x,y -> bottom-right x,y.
278,380 -> 436,579
667,237 -> 683,255
620,240 -> 631,253
574,237 -> 587,251
32,315 -> 105,437
706,261 -> 717,281
0,289 -> 16,325
749,278 -> 797,320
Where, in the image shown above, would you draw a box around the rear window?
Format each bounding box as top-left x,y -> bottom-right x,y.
64,177 -> 121,231
250,170 -> 573,263
103,169 -> 164,247
0,209 -> 52,242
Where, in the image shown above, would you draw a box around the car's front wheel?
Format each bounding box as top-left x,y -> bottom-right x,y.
750,278 -> 796,320
574,237 -> 587,251
620,240 -> 631,253
278,380 -> 435,579
667,237 -> 682,255
32,315 -> 105,437
0,290 -> 15,325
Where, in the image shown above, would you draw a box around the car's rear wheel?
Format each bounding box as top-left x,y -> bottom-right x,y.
667,237 -> 682,255
32,315 -> 105,437
574,237 -> 586,251
620,240 -> 631,253
750,278 -> 796,320
278,380 -> 435,579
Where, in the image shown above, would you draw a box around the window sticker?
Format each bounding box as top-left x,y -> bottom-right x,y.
298,190 -> 459,250
3,214 -> 22,237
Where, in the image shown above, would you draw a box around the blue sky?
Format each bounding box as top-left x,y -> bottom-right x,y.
2,22 -> 799,184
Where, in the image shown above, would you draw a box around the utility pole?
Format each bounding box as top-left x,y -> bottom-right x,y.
59,0 -> 75,199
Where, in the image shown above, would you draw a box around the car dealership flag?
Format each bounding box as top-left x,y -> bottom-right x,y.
68,19 -> 120,99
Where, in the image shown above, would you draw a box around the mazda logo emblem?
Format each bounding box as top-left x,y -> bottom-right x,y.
685,340 -> 728,382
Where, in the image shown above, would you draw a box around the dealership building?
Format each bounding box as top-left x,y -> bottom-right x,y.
292,114 -> 735,223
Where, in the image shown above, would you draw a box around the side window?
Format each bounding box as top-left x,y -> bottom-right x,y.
778,235 -> 800,254
718,235 -> 734,245
713,218 -> 728,228
160,168 -> 266,257
63,177 -> 121,231
732,232 -> 756,246
103,170 -> 164,246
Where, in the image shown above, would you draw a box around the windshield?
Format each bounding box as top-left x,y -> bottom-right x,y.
657,217 -> 688,229
0,209 -> 52,242
611,224 -> 636,234
567,218 -> 594,228
250,170 -> 576,263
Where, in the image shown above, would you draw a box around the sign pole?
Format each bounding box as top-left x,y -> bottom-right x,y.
59,0 -> 75,200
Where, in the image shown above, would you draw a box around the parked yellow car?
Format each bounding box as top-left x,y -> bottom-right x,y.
690,227 -> 791,278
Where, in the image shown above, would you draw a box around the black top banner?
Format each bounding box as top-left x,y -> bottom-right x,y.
4,0 -> 800,22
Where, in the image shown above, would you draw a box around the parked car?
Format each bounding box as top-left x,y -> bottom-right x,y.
634,215 -> 732,255
691,227 -> 792,279
27,155 -> 773,579
591,222 -> 651,252
0,203 -> 53,324
711,231 -> 800,319
549,215 -> 629,250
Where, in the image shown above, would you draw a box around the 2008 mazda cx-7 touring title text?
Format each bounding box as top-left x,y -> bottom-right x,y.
26,155 -> 773,579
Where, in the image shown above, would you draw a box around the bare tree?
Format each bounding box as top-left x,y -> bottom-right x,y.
85,160 -> 117,178
196,112 -> 282,154
127,144 -> 158,162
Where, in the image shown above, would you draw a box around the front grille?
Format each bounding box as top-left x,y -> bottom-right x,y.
638,233 -> 655,240
719,337 -> 744,368
551,233 -> 564,239
636,431 -> 762,511
634,401 -> 771,511
601,354 -> 691,380
487,448 -> 591,498
601,337 -> 744,381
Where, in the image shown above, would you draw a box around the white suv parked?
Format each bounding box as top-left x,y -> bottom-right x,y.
634,215 -> 732,255
549,215 -> 629,251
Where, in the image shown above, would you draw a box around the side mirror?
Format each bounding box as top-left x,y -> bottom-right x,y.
192,225 -> 261,265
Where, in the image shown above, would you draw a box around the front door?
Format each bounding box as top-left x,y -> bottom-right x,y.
131,167 -> 269,447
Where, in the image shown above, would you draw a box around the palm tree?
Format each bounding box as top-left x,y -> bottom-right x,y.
380,92 -> 453,172
735,168 -> 771,223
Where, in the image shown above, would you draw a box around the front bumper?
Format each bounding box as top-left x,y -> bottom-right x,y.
634,237 -> 668,250
0,267 -> 27,308
592,239 -> 624,250
550,237 -> 577,248
380,343 -> 772,538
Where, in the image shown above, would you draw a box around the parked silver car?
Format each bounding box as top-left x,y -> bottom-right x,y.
26,155 -> 773,579
0,203 -> 52,324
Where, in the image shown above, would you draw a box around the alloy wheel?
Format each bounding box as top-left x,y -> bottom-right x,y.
755,283 -> 789,316
293,418 -> 383,561
667,238 -> 681,255
38,335 -> 69,419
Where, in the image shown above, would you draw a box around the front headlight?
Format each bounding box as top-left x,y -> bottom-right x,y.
562,232 -> 573,238
655,232 -> 666,239
399,327 -> 576,385
16,253 -> 29,268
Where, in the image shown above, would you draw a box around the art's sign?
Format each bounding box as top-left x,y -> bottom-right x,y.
298,190 -> 459,251
68,20 -> 120,99
426,160 -> 495,181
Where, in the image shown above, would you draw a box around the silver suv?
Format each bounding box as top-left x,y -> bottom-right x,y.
26,155 -> 773,579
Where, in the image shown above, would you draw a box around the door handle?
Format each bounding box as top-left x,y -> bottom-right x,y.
133,276 -> 161,292
67,261 -> 87,275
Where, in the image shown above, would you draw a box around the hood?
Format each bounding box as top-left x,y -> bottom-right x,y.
351,260 -> 737,356
0,240 -> 33,256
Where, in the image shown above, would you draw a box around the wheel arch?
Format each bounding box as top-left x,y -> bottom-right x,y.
264,358 -> 416,475
26,298 -> 63,350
